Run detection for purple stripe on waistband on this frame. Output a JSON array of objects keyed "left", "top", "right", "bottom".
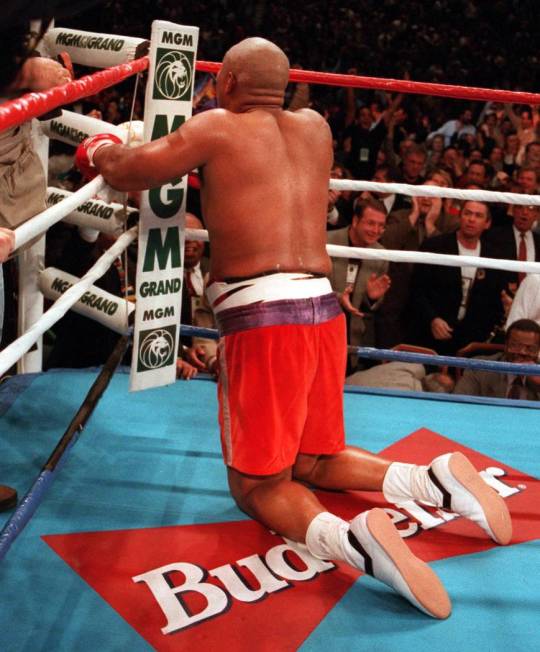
[{"left": 216, "top": 293, "right": 342, "bottom": 336}]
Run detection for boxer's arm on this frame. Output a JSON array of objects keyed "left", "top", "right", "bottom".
[{"left": 94, "top": 111, "right": 223, "bottom": 191}]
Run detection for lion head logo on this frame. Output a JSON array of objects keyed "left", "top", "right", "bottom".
[
  {"left": 139, "top": 328, "right": 175, "bottom": 370},
  {"left": 155, "top": 50, "right": 192, "bottom": 100}
]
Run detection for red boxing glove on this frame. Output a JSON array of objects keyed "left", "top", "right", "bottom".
[
  {"left": 75, "top": 133, "right": 123, "bottom": 180},
  {"left": 188, "top": 171, "right": 201, "bottom": 189}
]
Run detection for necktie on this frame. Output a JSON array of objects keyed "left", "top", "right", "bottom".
[
  {"left": 184, "top": 269, "right": 196, "bottom": 298},
  {"left": 507, "top": 376, "right": 523, "bottom": 400},
  {"left": 518, "top": 233, "right": 527, "bottom": 284}
]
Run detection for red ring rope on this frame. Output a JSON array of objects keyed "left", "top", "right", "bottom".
[
  {"left": 0, "top": 57, "right": 149, "bottom": 132},
  {"left": 196, "top": 61, "right": 540, "bottom": 105},
  {"left": 2, "top": 55, "right": 540, "bottom": 133}
]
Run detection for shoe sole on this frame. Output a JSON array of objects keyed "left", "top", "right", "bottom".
[
  {"left": 448, "top": 452, "right": 512, "bottom": 545},
  {"left": 365, "top": 508, "right": 451, "bottom": 619}
]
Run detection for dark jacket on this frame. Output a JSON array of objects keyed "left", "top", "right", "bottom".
[
  {"left": 485, "top": 225, "right": 540, "bottom": 286},
  {"left": 409, "top": 232, "right": 505, "bottom": 354}
]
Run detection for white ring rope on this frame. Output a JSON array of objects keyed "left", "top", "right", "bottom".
[
  {"left": 3, "top": 28, "right": 143, "bottom": 376},
  {"left": 185, "top": 228, "right": 540, "bottom": 275},
  {"left": 46, "top": 187, "right": 136, "bottom": 235},
  {"left": 39, "top": 267, "right": 135, "bottom": 334},
  {"left": 14, "top": 175, "right": 106, "bottom": 250},
  {"left": 0, "top": 227, "right": 137, "bottom": 377},
  {"left": 326, "top": 244, "right": 540, "bottom": 274},
  {"left": 18, "top": 175, "right": 534, "bottom": 263},
  {"left": 329, "top": 179, "right": 540, "bottom": 206}
]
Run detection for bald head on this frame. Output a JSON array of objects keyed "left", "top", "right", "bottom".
[
  {"left": 186, "top": 212, "right": 203, "bottom": 230},
  {"left": 218, "top": 38, "right": 290, "bottom": 108}
]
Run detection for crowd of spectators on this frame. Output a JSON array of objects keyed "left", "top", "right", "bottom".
[
  {"left": 3, "top": 1, "right": 540, "bottom": 391},
  {"left": 62, "top": 1, "right": 540, "bottom": 158},
  {"left": 69, "top": 1, "right": 540, "bottom": 92}
]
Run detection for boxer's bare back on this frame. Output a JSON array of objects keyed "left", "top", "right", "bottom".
[
  {"left": 91, "top": 38, "right": 512, "bottom": 621},
  {"left": 95, "top": 38, "right": 333, "bottom": 279}
]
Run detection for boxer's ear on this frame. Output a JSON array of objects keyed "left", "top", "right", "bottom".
[{"left": 224, "top": 72, "right": 237, "bottom": 94}]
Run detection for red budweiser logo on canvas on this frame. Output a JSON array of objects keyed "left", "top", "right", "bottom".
[{"left": 43, "top": 430, "right": 540, "bottom": 651}]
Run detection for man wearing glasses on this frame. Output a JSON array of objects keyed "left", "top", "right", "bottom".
[{"left": 454, "top": 319, "right": 540, "bottom": 399}]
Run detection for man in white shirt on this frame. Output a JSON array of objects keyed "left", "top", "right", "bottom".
[
  {"left": 506, "top": 273, "right": 540, "bottom": 328},
  {"left": 428, "top": 109, "right": 477, "bottom": 147},
  {"left": 410, "top": 201, "right": 505, "bottom": 354}
]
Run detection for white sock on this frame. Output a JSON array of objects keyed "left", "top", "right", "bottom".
[
  {"left": 305, "top": 512, "right": 366, "bottom": 570},
  {"left": 383, "top": 462, "right": 442, "bottom": 506}
]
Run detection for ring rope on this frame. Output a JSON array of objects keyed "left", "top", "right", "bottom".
[
  {"left": 0, "top": 333, "right": 131, "bottom": 561},
  {"left": 354, "top": 347, "right": 540, "bottom": 377},
  {"left": 14, "top": 175, "right": 106, "bottom": 250},
  {"left": 0, "top": 57, "right": 149, "bottom": 132},
  {"left": 329, "top": 180, "right": 540, "bottom": 207},
  {"left": 326, "top": 245, "right": 540, "bottom": 275},
  {"left": 195, "top": 61, "right": 540, "bottom": 105},
  {"left": 16, "top": 175, "right": 540, "bottom": 262},
  {"left": 40, "top": 267, "right": 135, "bottom": 333},
  {"left": 179, "top": 324, "right": 540, "bottom": 377},
  {"left": 184, "top": 227, "right": 540, "bottom": 275},
  {"left": 3, "top": 55, "right": 540, "bottom": 134},
  {"left": 0, "top": 227, "right": 137, "bottom": 377},
  {"left": 46, "top": 186, "right": 137, "bottom": 235}
]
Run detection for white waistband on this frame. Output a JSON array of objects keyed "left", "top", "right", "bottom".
[{"left": 206, "top": 273, "right": 332, "bottom": 313}]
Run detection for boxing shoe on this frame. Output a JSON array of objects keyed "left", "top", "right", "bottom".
[
  {"left": 383, "top": 452, "right": 512, "bottom": 545},
  {"left": 428, "top": 452, "right": 512, "bottom": 545},
  {"left": 75, "top": 133, "right": 123, "bottom": 180},
  {"left": 348, "top": 508, "right": 451, "bottom": 619}
]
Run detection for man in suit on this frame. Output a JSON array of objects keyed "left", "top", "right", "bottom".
[
  {"left": 487, "top": 200, "right": 540, "bottom": 288},
  {"left": 327, "top": 198, "right": 390, "bottom": 371},
  {"left": 454, "top": 319, "right": 540, "bottom": 399},
  {"left": 176, "top": 213, "right": 215, "bottom": 380},
  {"left": 376, "top": 180, "right": 443, "bottom": 348},
  {"left": 409, "top": 200, "right": 505, "bottom": 354}
]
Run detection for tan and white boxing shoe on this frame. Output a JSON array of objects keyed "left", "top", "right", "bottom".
[
  {"left": 348, "top": 508, "right": 451, "bottom": 619},
  {"left": 428, "top": 452, "right": 512, "bottom": 545}
]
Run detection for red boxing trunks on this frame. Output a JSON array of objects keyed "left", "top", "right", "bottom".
[{"left": 206, "top": 273, "right": 346, "bottom": 475}]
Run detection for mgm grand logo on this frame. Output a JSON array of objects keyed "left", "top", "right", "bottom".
[
  {"left": 153, "top": 48, "right": 194, "bottom": 102},
  {"left": 137, "top": 325, "right": 176, "bottom": 372}
]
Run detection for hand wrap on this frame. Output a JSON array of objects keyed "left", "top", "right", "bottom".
[{"left": 75, "top": 133, "right": 123, "bottom": 179}]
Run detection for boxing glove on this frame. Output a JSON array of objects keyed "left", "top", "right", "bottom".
[{"left": 75, "top": 133, "right": 123, "bottom": 179}]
